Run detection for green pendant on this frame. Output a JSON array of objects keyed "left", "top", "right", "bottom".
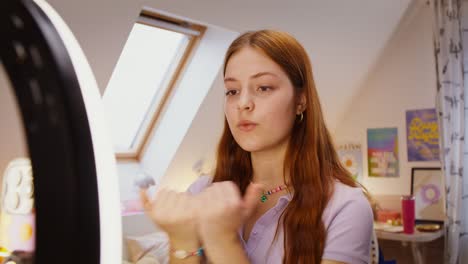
[{"left": 260, "top": 194, "right": 268, "bottom": 203}]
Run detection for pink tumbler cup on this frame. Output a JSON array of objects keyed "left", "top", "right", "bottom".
[{"left": 401, "top": 195, "right": 415, "bottom": 234}]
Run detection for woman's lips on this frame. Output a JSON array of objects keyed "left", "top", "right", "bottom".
[
  {"left": 238, "top": 124, "right": 257, "bottom": 132},
  {"left": 238, "top": 121, "right": 257, "bottom": 132}
]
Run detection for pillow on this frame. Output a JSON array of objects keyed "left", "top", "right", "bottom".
[{"left": 125, "top": 231, "right": 169, "bottom": 264}]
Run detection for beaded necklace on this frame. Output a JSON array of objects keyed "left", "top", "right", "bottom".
[{"left": 260, "top": 184, "right": 287, "bottom": 203}]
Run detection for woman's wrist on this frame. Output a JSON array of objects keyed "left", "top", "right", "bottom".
[
  {"left": 168, "top": 237, "right": 202, "bottom": 263},
  {"left": 202, "top": 233, "right": 249, "bottom": 264},
  {"left": 203, "top": 230, "right": 238, "bottom": 246},
  {"left": 169, "top": 236, "right": 201, "bottom": 249}
]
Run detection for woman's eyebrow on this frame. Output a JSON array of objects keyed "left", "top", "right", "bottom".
[
  {"left": 250, "top": 71, "right": 278, "bottom": 79},
  {"left": 224, "top": 72, "right": 278, "bottom": 83},
  {"left": 224, "top": 77, "right": 238, "bottom": 83}
]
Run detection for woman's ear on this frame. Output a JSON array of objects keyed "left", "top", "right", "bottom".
[{"left": 296, "top": 92, "right": 307, "bottom": 114}]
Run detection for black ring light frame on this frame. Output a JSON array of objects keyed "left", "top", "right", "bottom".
[{"left": 0, "top": 0, "right": 100, "bottom": 263}]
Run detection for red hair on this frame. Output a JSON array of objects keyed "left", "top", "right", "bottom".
[{"left": 213, "top": 30, "right": 358, "bottom": 264}]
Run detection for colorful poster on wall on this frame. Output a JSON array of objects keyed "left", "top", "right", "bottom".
[
  {"left": 367, "top": 128, "right": 399, "bottom": 177},
  {"left": 337, "top": 143, "right": 363, "bottom": 182},
  {"left": 406, "top": 109, "right": 440, "bottom": 161}
]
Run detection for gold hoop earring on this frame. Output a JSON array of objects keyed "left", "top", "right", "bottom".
[{"left": 297, "top": 112, "right": 304, "bottom": 122}]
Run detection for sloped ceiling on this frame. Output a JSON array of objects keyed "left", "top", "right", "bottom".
[
  {"left": 47, "top": 0, "right": 414, "bottom": 130},
  {"left": 143, "top": 0, "right": 414, "bottom": 130},
  {"left": 146, "top": 0, "right": 411, "bottom": 130}
]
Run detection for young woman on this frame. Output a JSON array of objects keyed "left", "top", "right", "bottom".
[{"left": 141, "top": 30, "right": 374, "bottom": 264}]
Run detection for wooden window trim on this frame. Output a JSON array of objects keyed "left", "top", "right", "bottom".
[{"left": 115, "top": 11, "right": 206, "bottom": 162}]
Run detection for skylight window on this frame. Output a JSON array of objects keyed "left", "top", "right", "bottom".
[{"left": 103, "top": 12, "right": 204, "bottom": 159}]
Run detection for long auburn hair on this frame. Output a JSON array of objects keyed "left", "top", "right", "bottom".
[{"left": 212, "top": 30, "right": 359, "bottom": 264}]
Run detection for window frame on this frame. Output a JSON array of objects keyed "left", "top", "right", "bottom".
[{"left": 113, "top": 10, "right": 206, "bottom": 162}]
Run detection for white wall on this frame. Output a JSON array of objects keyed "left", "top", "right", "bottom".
[
  {"left": 161, "top": 71, "right": 225, "bottom": 190},
  {"left": 334, "top": 3, "right": 440, "bottom": 195},
  {"left": 140, "top": 26, "right": 238, "bottom": 191},
  {"left": 0, "top": 65, "right": 29, "bottom": 196},
  {"left": 116, "top": 162, "right": 144, "bottom": 202},
  {"left": 46, "top": 0, "right": 141, "bottom": 94}
]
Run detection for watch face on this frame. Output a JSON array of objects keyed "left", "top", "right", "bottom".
[{"left": 0, "top": 62, "right": 36, "bottom": 260}]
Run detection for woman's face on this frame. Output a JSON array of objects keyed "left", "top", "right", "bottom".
[{"left": 224, "top": 47, "right": 301, "bottom": 153}]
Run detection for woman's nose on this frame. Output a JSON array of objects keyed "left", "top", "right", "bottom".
[{"left": 238, "top": 92, "right": 254, "bottom": 111}]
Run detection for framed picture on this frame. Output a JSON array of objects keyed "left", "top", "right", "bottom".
[{"left": 411, "top": 167, "right": 445, "bottom": 224}]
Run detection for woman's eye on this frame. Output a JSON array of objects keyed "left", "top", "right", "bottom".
[
  {"left": 258, "top": 86, "right": 272, "bottom": 92},
  {"left": 225, "top": 90, "right": 238, "bottom": 96}
]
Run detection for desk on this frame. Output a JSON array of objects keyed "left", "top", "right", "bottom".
[{"left": 374, "top": 223, "right": 444, "bottom": 264}]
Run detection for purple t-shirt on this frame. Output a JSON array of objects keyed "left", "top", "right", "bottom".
[{"left": 187, "top": 176, "right": 373, "bottom": 264}]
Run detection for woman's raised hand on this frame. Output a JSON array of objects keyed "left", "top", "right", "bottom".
[
  {"left": 140, "top": 188, "right": 199, "bottom": 244},
  {"left": 139, "top": 181, "right": 262, "bottom": 263},
  {"left": 196, "top": 182, "right": 263, "bottom": 245}
]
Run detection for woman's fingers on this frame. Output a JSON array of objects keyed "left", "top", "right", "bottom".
[
  {"left": 139, "top": 188, "right": 152, "bottom": 211},
  {"left": 153, "top": 188, "right": 168, "bottom": 209},
  {"left": 180, "top": 193, "right": 197, "bottom": 219},
  {"left": 225, "top": 182, "right": 242, "bottom": 205},
  {"left": 198, "top": 181, "right": 260, "bottom": 222},
  {"left": 242, "top": 183, "right": 263, "bottom": 219}
]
